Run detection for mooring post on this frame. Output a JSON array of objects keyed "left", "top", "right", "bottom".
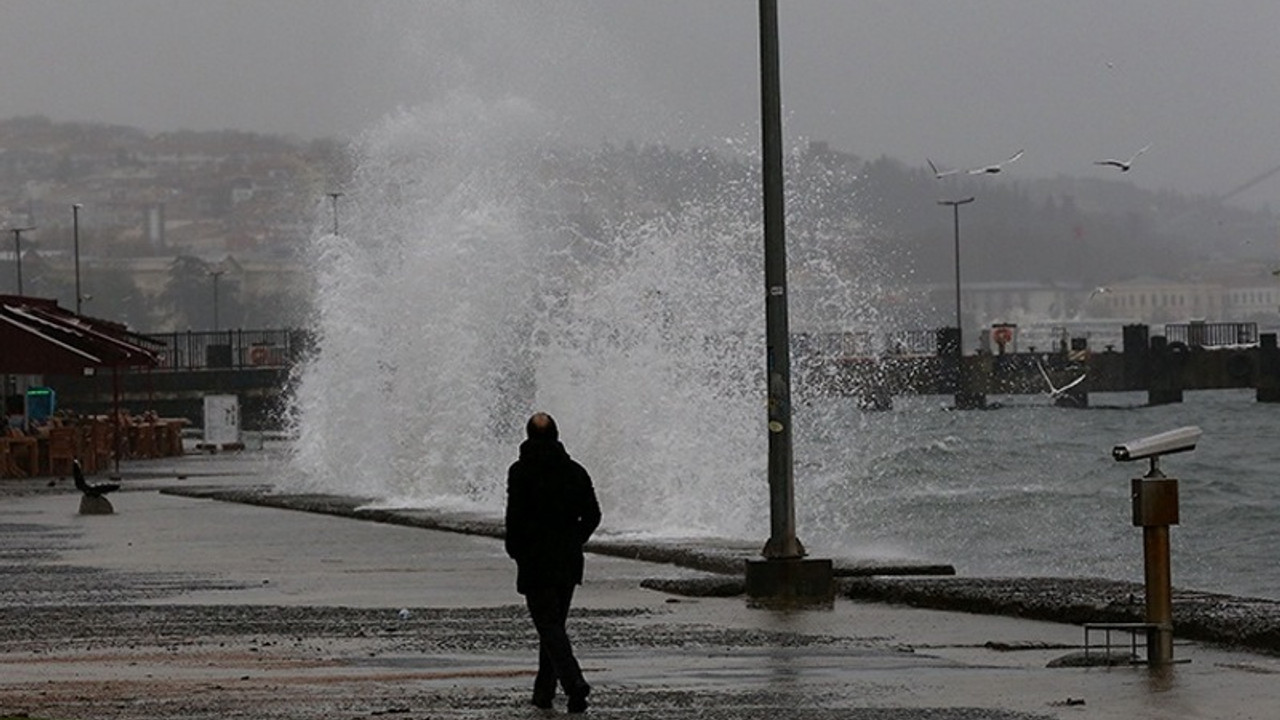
[
  {"left": 1257, "top": 333, "right": 1280, "bottom": 403},
  {"left": 1147, "top": 336, "right": 1185, "bottom": 405}
]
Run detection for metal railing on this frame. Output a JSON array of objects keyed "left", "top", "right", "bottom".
[
  {"left": 794, "top": 330, "right": 939, "bottom": 358},
  {"left": 884, "top": 329, "right": 938, "bottom": 356},
  {"left": 141, "top": 329, "right": 314, "bottom": 371},
  {"left": 1164, "top": 322, "right": 1257, "bottom": 348}
]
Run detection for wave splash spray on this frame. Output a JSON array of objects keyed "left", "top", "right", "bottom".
[
  {"left": 282, "top": 2, "right": 901, "bottom": 543},
  {"left": 285, "top": 94, "right": 838, "bottom": 539}
]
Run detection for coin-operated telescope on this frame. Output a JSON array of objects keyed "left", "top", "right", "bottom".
[{"left": 1112, "top": 425, "right": 1202, "bottom": 665}]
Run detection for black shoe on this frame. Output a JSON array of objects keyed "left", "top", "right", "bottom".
[
  {"left": 566, "top": 686, "right": 590, "bottom": 714},
  {"left": 531, "top": 694, "right": 553, "bottom": 710}
]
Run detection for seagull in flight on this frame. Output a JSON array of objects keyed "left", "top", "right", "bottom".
[
  {"left": 1095, "top": 144, "right": 1151, "bottom": 172},
  {"left": 927, "top": 158, "right": 960, "bottom": 179},
  {"left": 1088, "top": 286, "right": 1111, "bottom": 300},
  {"left": 1036, "top": 360, "right": 1087, "bottom": 403},
  {"left": 967, "top": 149, "right": 1024, "bottom": 175}
]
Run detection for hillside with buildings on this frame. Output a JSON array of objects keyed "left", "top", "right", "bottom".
[
  {"left": 0, "top": 115, "right": 345, "bottom": 331},
  {"left": 2, "top": 115, "right": 1277, "bottom": 343}
]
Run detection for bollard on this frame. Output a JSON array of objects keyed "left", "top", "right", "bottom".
[
  {"left": 1258, "top": 333, "right": 1280, "bottom": 403},
  {"left": 1113, "top": 425, "right": 1201, "bottom": 666}
]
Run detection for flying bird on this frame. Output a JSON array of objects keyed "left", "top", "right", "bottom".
[
  {"left": 1037, "top": 360, "right": 1087, "bottom": 403},
  {"left": 926, "top": 158, "right": 960, "bottom": 179},
  {"left": 73, "top": 459, "right": 120, "bottom": 498},
  {"left": 1088, "top": 286, "right": 1112, "bottom": 300},
  {"left": 967, "top": 149, "right": 1025, "bottom": 175},
  {"left": 1095, "top": 144, "right": 1151, "bottom": 172}
]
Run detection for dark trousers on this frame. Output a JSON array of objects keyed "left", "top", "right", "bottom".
[{"left": 524, "top": 583, "right": 588, "bottom": 699}]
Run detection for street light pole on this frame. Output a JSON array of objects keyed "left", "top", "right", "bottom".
[
  {"left": 327, "top": 192, "right": 343, "bottom": 235},
  {"left": 210, "top": 269, "right": 225, "bottom": 331},
  {"left": 72, "top": 204, "right": 83, "bottom": 315},
  {"left": 742, "top": 0, "right": 833, "bottom": 608},
  {"left": 758, "top": 0, "right": 802, "bottom": 562},
  {"left": 10, "top": 226, "right": 35, "bottom": 296},
  {"left": 939, "top": 197, "right": 976, "bottom": 407}
]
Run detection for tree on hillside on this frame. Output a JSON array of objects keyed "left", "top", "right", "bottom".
[
  {"left": 82, "top": 266, "right": 154, "bottom": 331},
  {"left": 157, "top": 255, "right": 242, "bottom": 331}
]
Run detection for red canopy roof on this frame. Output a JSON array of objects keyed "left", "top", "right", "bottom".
[{"left": 0, "top": 295, "right": 161, "bottom": 375}]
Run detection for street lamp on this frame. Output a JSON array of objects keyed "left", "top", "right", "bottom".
[
  {"left": 759, "top": 0, "right": 800, "bottom": 563},
  {"left": 72, "top": 204, "right": 83, "bottom": 314},
  {"left": 9, "top": 226, "right": 35, "bottom": 296},
  {"left": 327, "top": 192, "right": 343, "bottom": 235},
  {"left": 742, "top": 0, "right": 833, "bottom": 607},
  {"left": 938, "top": 197, "right": 976, "bottom": 408},
  {"left": 210, "top": 268, "right": 226, "bottom": 331}
]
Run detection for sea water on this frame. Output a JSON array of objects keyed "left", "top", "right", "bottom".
[{"left": 794, "top": 389, "right": 1280, "bottom": 601}]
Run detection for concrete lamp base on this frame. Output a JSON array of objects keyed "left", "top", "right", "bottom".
[{"left": 744, "top": 558, "right": 834, "bottom": 609}]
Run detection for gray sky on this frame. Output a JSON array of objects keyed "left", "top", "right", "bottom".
[{"left": 4, "top": 1, "right": 1280, "bottom": 206}]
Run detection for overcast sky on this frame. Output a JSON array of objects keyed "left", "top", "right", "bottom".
[{"left": 4, "top": 1, "right": 1280, "bottom": 206}]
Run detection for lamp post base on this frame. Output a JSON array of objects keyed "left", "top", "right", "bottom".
[{"left": 745, "top": 558, "right": 834, "bottom": 609}]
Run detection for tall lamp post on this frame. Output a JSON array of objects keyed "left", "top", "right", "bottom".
[
  {"left": 72, "top": 204, "right": 83, "bottom": 314},
  {"left": 938, "top": 197, "right": 978, "bottom": 409},
  {"left": 744, "top": 0, "right": 833, "bottom": 606},
  {"left": 10, "top": 226, "right": 35, "bottom": 296},
  {"left": 210, "top": 268, "right": 226, "bottom": 332},
  {"left": 327, "top": 192, "right": 343, "bottom": 235}
]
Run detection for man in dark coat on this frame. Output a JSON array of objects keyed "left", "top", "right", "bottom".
[{"left": 505, "top": 412, "right": 601, "bottom": 713}]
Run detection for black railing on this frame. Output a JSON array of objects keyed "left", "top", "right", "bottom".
[
  {"left": 142, "top": 329, "right": 314, "bottom": 371},
  {"left": 794, "top": 330, "right": 938, "bottom": 357},
  {"left": 1164, "top": 322, "right": 1258, "bottom": 348},
  {"left": 884, "top": 329, "right": 938, "bottom": 356}
]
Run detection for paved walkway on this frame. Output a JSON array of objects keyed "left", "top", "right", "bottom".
[{"left": 0, "top": 449, "right": 1276, "bottom": 719}]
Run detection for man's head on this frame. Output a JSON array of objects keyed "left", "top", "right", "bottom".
[{"left": 526, "top": 412, "right": 559, "bottom": 442}]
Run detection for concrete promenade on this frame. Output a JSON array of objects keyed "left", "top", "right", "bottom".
[{"left": 0, "top": 448, "right": 1277, "bottom": 719}]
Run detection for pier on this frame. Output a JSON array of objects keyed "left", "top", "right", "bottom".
[
  {"left": 812, "top": 322, "right": 1280, "bottom": 409},
  {"left": 26, "top": 321, "right": 1280, "bottom": 432}
]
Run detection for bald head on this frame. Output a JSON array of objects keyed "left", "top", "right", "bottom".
[{"left": 525, "top": 412, "right": 559, "bottom": 442}]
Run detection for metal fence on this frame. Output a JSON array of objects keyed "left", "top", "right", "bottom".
[
  {"left": 793, "top": 329, "right": 939, "bottom": 358},
  {"left": 142, "top": 329, "right": 314, "bottom": 371},
  {"left": 1164, "top": 322, "right": 1258, "bottom": 348}
]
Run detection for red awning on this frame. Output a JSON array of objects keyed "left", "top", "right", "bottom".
[{"left": 0, "top": 295, "right": 161, "bottom": 375}]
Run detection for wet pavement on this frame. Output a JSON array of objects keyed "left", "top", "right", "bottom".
[{"left": 0, "top": 449, "right": 1277, "bottom": 719}]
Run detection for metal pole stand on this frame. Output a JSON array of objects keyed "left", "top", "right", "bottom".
[
  {"left": 1132, "top": 466, "right": 1179, "bottom": 665},
  {"left": 745, "top": 557, "right": 834, "bottom": 609}
]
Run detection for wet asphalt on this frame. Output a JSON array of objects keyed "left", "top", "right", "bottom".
[{"left": 0, "top": 448, "right": 1277, "bottom": 719}]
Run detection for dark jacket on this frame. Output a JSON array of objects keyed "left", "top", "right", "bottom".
[{"left": 504, "top": 438, "right": 601, "bottom": 594}]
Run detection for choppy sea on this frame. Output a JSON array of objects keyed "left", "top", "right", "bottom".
[{"left": 791, "top": 389, "right": 1279, "bottom": 601}]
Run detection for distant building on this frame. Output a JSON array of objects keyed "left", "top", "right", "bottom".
[{"left": 1094, "top": 275, "right": 1279, "bottom": 326}]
